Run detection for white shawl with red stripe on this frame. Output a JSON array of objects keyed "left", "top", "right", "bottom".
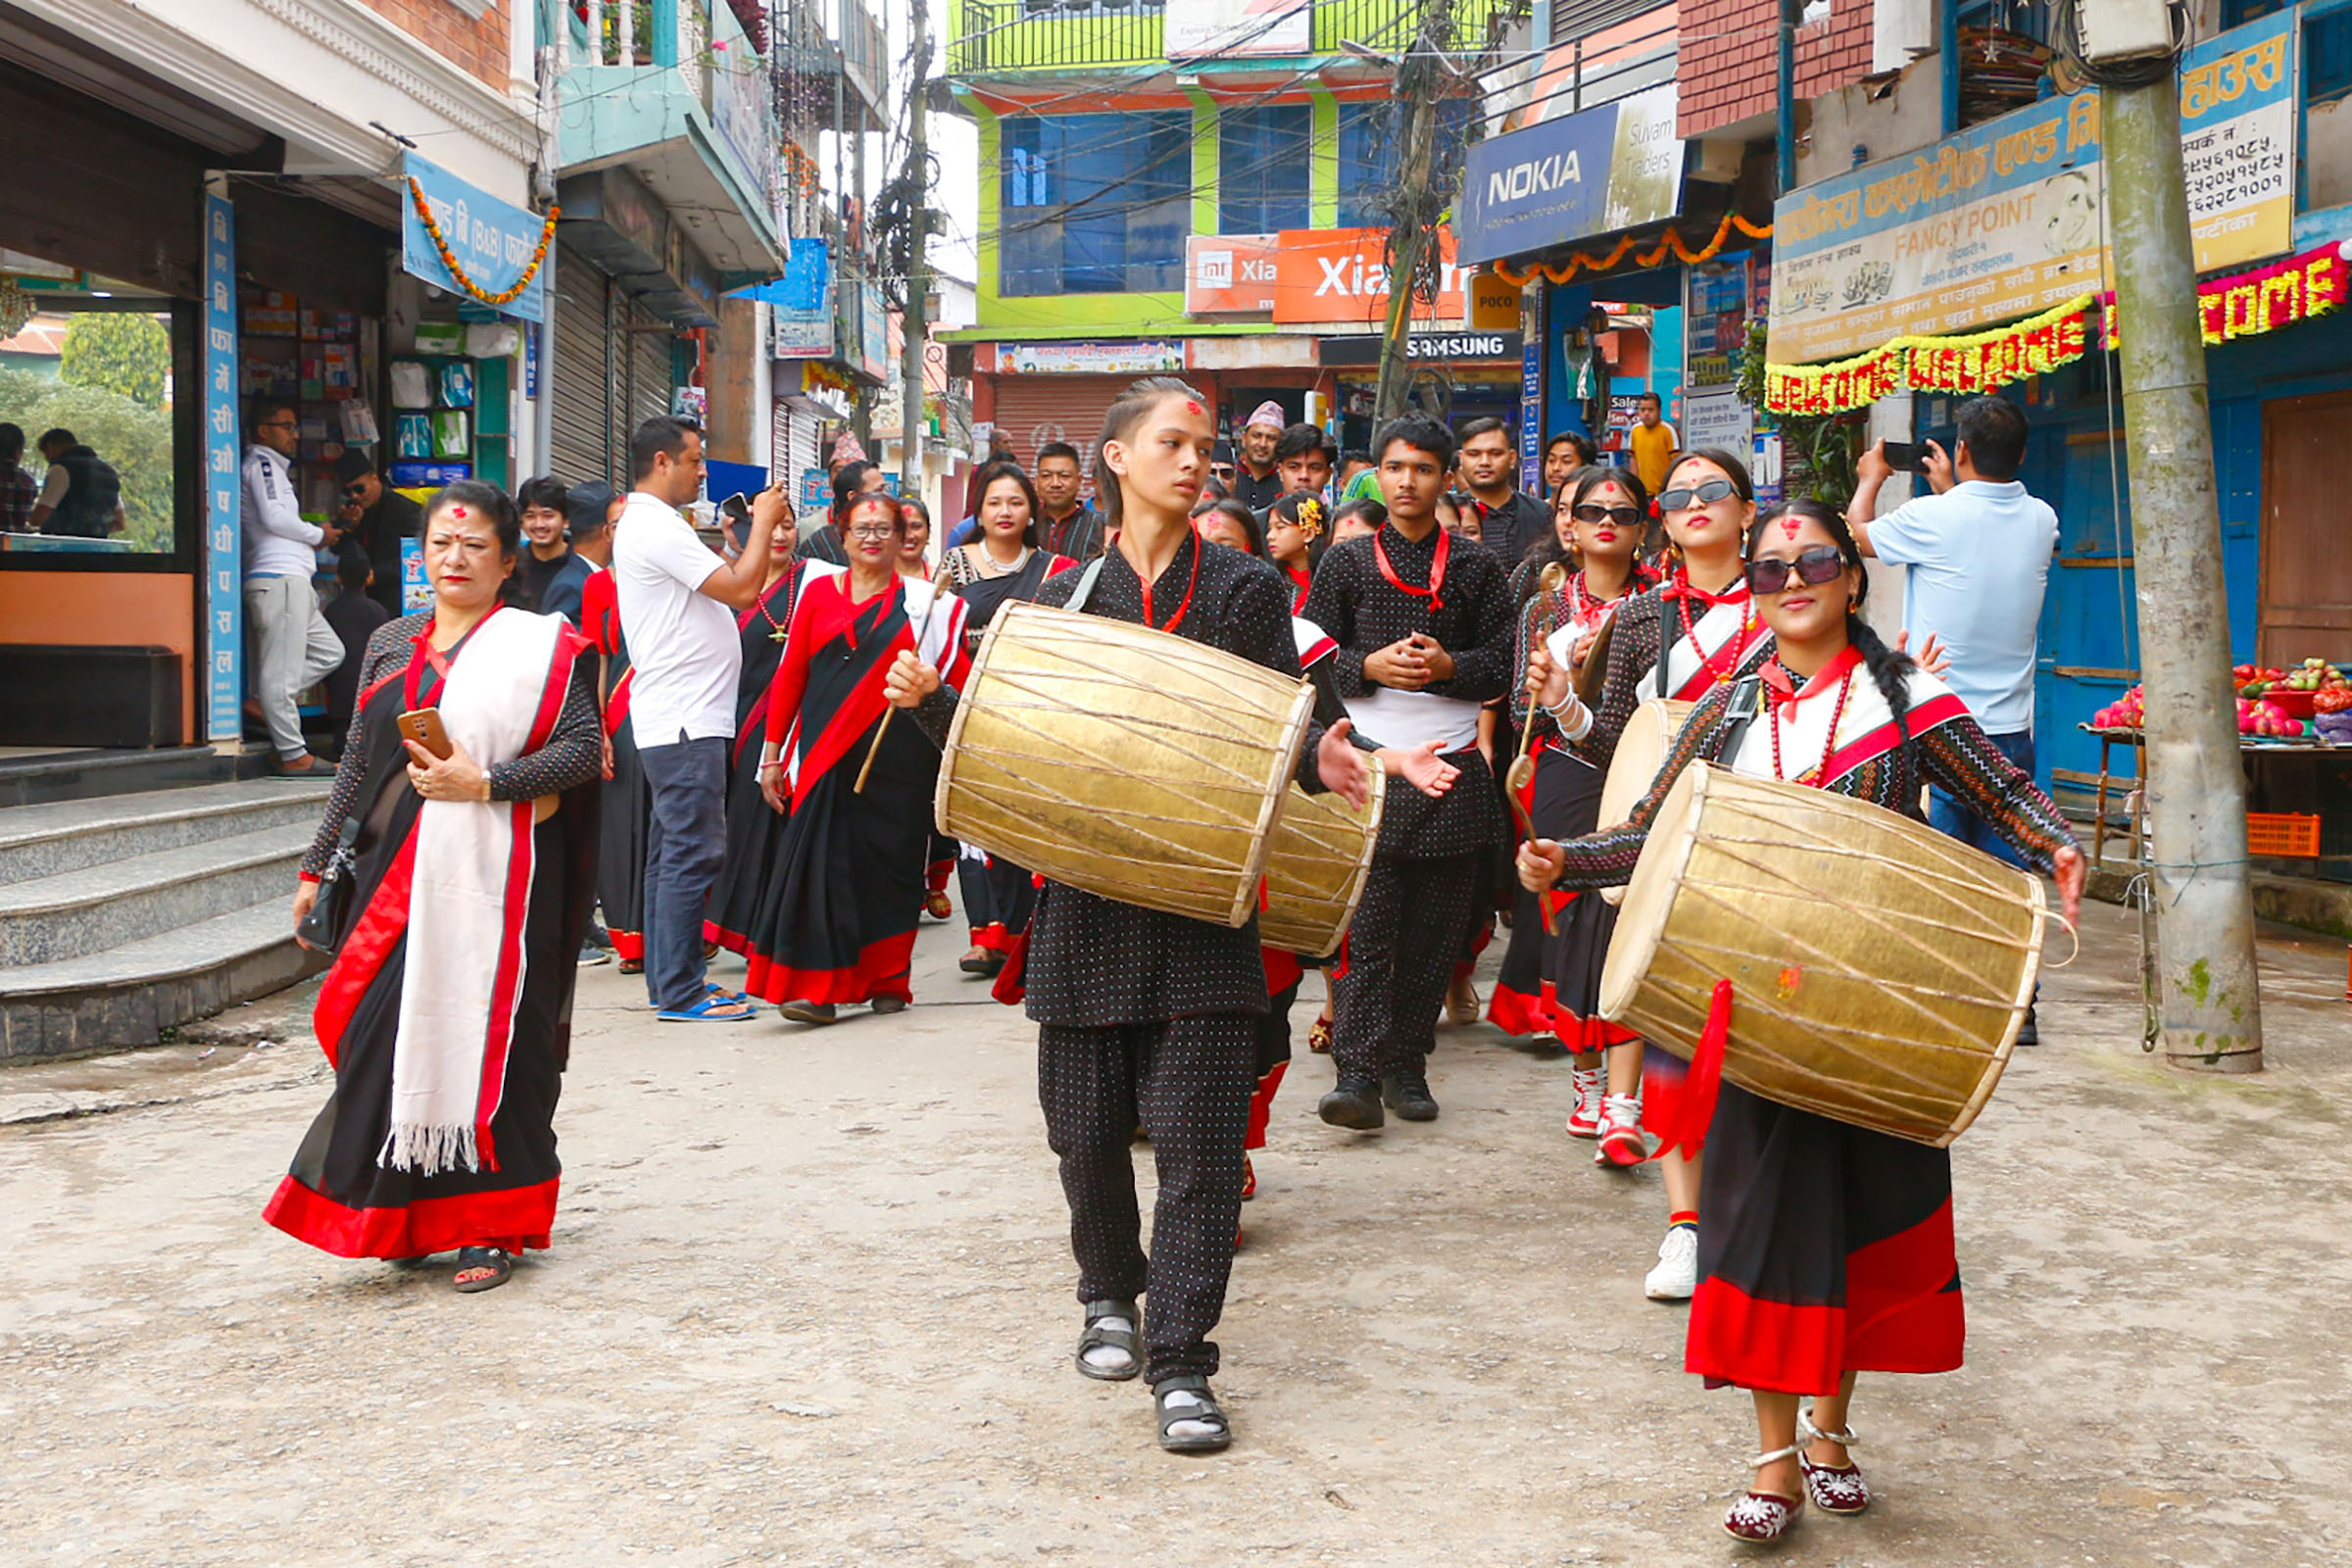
[{"left": 384, "top": 607, "right": 582, "bottom": 1175}]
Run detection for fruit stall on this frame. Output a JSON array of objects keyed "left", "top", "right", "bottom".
[{"left": 2082, "top": 660, "right": 2352, "bottom": 876}]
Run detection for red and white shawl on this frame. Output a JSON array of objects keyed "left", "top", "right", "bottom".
[{"left": 384, "top": 607, "right": 582, "bottom": 1175}]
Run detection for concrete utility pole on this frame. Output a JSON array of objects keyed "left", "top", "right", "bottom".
[
  {"left": 2103, "top": 79, "right": 2265, "bottom": 1071},
  {"left": 900, "top": 0, "right": 929, "bottom": 494},
  {"left": 1372, "top": 0, "right": 1452, "bottom": 427}
]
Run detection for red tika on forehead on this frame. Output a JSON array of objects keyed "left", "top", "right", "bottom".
[
  {"left": 452, "top": 506, "right": 468, "bottom": 519},
  {"left": 1779, "top": 515, "right": 1801, "bottom": 539},
  {"left": 1185, "top": 400, "right": 1203, "bottom": 416}
]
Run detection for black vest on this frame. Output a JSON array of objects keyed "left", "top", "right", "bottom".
[{"left": 50, "top": 448, "right": 121, "bottom": 538}]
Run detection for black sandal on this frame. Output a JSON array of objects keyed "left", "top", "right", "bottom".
[
  {"left": 453, "top": 1247, "right": 513, "bottom": 1294},
  {"left": 1152, "top": 1374, "right": 1231, "bottom": 1453},
  {"left": 1074, "top": 1298, "right": 1140, "bottom": 1382}
]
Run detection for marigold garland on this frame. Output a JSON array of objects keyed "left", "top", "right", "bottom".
[
  {"left": 407, "top": 177, "right": 559, "bottom": 309},
  {"left": 1761, "top": 295, "right": 2096, "bottom": 414},
  {"left": 1491, "top": 214, "right": 1774, "bottom": 287},
  {"left": 2099, "top": 242, "right": 2348, "bottom": 350}
]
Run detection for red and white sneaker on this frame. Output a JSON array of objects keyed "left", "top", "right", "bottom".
[
  {"left": 1724, "top": 1446, "right": 1805, "bottom": 1543},
  {"left": 1797, "top": 1412, "right": 1869, "bottom": 1514},
  {"left": 1593, "top": 1093, "right": 1645, "bottom": 1167},
  {"left": 1564, "top": 1066, "right": 1604, "bottom": 1139}
]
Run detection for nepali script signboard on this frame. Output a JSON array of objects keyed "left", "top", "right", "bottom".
[{"left": 1767, "top": 10, "right": 2294, "bottom": 364}]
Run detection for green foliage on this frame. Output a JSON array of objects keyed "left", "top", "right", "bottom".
[
  {"left": 1736, "top": 316, "right": 1860, "bottom": 509},
  {"left": 0, "top": 365, "right": 176, "bottom": 551},
  {"left": 59, "top": 313, "right": 170, "bottom": 409}
]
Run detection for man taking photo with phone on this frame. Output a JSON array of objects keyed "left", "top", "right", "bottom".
[{"left": 1849, "top": 397, "right": 2058, "bottom": 1041}]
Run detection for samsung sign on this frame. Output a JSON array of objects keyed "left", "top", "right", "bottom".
[
  {"left": 1456, "top": 85, "right": 1687, "bottom": 266},
  {"left": 1323, "top": 331, "right": 1522, "bottom": 366}
]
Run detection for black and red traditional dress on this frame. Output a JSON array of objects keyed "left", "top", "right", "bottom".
[
  {"left": 705, "top": 560, "right": 841, "bottom": 955},
  {"left": 580, "top": 567, "right": 647, "bottom": 966},
  {"left": 1577, "top": 569, "right": 1779, "bottom": 1133},
  {"left": 1282, "top": 563, "right": 1313, "bottom": 615},
  {"left": 909, "top": 530, "right": 1337, "bottom": 1386},
  {"left": 1490, "top": 569, "right": 1646, "bottom": 1042},
  {"left": 267, "top": 607, "right": 602, "bottom": 1259},
  {"left": 943, "top": 545, "right": 1076, "bottom": 957},
  {"left": 1299, "top": 522, "right": 1516, "bottom": 1095},
  {"left": 741, "top": 573, "right": 970, "bottom": 1006},
  {"left": 1544, "top": 650, "right": 2076, "bottom": 1394}
]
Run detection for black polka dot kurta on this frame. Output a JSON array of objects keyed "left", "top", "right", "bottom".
[{"left": 916, "top": 530, "right": 1333, "bottom": 1383}]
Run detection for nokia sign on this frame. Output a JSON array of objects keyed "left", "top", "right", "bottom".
[{"left": 1456, "top": 85, "right": 1687, "bottom": 267}]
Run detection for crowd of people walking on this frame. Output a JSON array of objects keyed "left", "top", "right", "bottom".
[{"left": 260, "top": 383, "right": 2085, "bottom": 1543}]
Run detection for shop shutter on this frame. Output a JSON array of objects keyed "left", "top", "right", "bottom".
[
  {"left": 1551, "top": 0, "right": 1672, "bottom": 48},
  {"left": 987, "top": 375, "right": 1125, "bottom": 474},
  {"left": 628, "top": 298, "right": 677, "bottom": 432},
  {"left": 550, "top": 253, "right": 615, "bottom": 487}
]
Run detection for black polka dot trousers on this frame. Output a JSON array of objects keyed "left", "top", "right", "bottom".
[
  {"left": 1331, "top": 851, "right": 1487, "bottom": 1081},
  {"left": 1038, "top": 1014, "right": 1255, "bottom": 1385}
]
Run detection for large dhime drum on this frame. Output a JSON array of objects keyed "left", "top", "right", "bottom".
[
  {"left": 1599, "top": 762, "right": 2047, "bottom": 1148},
  {"left": 937, "top": 602, "right": 1317, "bottom": 928},
  {"left": 1259, "top": 760, "right": 1388, "bottom": 956},
  {"left": 1596, "top": 698, "right": 1694, "bottom": 906}
]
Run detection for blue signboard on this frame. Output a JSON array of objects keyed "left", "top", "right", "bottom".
[
  {"left": 400, "top": 154, "right": 549, "bottom": 323},
  {"left": 201, "top": 191, "right": 241, "bottom": 745},
  {"left": 1456, "top": 85, "right": 1685, "bottom": 266},
  {"left": 401, "top": 537, "right": 431, "bottom": 614},
  {"left": 1519, "top": 339, "right": 1544, "bottom": 494}
]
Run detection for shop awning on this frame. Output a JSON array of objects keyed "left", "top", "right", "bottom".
[{"left": 399, "top": 154, "right": 553, "bottom": 323}]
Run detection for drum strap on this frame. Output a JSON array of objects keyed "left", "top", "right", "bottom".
[
  {"left": 1717, "top": 674, "right": 1764, "bottom": 764},
  {"left": 1062, "top": 556, "right": 1109, "bottom": 615}
]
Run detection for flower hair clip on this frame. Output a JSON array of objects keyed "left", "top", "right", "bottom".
[{"left": 1294, "top": 497, "right": 1324, "bottom": 539}]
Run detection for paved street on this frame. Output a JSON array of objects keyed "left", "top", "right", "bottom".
[{"left": 4, "top": 898, "right": 2349, "bottom": 1566}]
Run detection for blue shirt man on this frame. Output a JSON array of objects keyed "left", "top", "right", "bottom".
[{"left": 1850, "top": 396, "right": 2058, "bottom": 861}]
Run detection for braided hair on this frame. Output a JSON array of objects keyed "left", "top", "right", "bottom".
[{"left": 1746, "top": 498, "right": 1916, "bottom": 765}]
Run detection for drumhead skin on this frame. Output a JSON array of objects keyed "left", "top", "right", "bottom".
[
  {"left": 1599, "top": 761, "right": 2047, "bottom": 1147},
  {"left": 1260, "top": 761, "right": 1388, "bottom": 957},
  {"left": 937, "top": 602, "right": 1317, "bottom": 929},
  {"left": 1596, "top": 699, "right": 1693, "bottom": 906}
]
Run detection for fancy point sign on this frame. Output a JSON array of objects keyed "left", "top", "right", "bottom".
[{"left": 1270, "top": 228, "right": 1470, "bottom": 324}]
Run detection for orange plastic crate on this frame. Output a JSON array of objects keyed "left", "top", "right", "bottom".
[{"left": 2246, "top": 812, "right": 2323, "bottom": 858}]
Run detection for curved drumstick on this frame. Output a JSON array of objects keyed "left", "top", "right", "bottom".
[
  {"left": 856, "top": 558, "right": 956, "bottom": 795},
  {"left": 1504, "top": 564, "right": 1569, "bottom": 935}
]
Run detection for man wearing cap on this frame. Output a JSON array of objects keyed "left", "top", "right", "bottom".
[
  {"left": 333, "top": 450, "right": 422, "bottom": 618},
  {"left": 1234, "top": 402, "right": 1286, "bottom": 512}
]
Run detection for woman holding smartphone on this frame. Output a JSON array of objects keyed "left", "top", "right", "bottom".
[{"left": 271, "top": 481, "right": 605, "bottom": 1295}]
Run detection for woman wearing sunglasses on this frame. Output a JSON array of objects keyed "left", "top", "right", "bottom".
[
  {"left": 1518, "top": 500, "right": 2083, "bottom": 1544},
  {"left": 1491, "top": 468, "right": 1652, "bottom": 1096},
  {"left": 1522, "top": 446, "right": 1775, "bottom": 1301}
]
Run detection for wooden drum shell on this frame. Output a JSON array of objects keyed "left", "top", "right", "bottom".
[
  {"left": 1595, "top": 698, "right": 1694, "bottom": 906},
  {"left": 1260, "top": 760, "right": 1388, "bottom": 957},
  {"left": 936, "top": 602, "right": 1316, "bottom": 929},
  {"left": 1599, "top": 762, "right": 2046, "bottom": 1148}
]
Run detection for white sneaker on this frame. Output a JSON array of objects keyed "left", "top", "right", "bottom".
[
  {"left": 1564, "top": 1065, "right": 1604, "bottom": 1138},
  {"left": 1644, "top": 1223, "right": 1698, "bottom": 1300}
]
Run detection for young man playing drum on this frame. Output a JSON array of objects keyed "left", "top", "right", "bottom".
[
  {"left": 1520, "top": 499, "right": 2083, "bottom": 1543},
  {"left": 1302, "top": 416, "right": 1519, "bottom": 1128},
  {"left": 882, "top": 377, "right": 1375, "bottom": 1454}
]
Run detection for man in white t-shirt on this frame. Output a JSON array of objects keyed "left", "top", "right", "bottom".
[{"left": 612, "top": 417, "right": 793, "bottom": 1022}]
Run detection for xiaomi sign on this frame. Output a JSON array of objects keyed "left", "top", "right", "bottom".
[
  {"left": 1270, "top": 227, "right": 1468, "bottom": 324},
  {"left": 1185, "top": 234, "right": 1280, "bottom": 315}
]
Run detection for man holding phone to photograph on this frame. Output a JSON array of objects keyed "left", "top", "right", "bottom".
[
  {"left": 612, "top": 417, "right": 796, "bottom": 1023},
  {"left": 1849, "top": 397, "right": 2059, "bottom": 1039}
]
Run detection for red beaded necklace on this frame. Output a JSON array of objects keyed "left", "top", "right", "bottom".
[
  {"left": 1764, "top": 648, "right": 1863, "bottom": 786},
  {"left": 1671, "top": 575, "right": 1753, "bottom": 689}
]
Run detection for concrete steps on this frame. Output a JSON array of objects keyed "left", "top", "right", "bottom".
[{"left": 0, "top": 780, "right": 331, "bottom": 1061}]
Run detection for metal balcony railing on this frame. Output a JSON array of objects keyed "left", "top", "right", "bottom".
[{"left": 948, "top": 0, "right": 1519, "bottom": 76}]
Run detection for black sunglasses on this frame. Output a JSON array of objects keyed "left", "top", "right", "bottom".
[
  {"left": 1571, "top": 503, "right": 1643, "bottom": 526},
  {"left": 1657, "top": 478, "right": 1739, "bottom": 513},
  {"left": 1744, "top": 544, "right": 1848, "bottom": 596}
]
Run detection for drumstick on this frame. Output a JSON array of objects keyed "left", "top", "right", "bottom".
[
  {"left": 1504, "top": 564, "right": 1569, "bottom": 935},
  {"left": 856, "top": 559, "right": 956, "bottom": 795}
]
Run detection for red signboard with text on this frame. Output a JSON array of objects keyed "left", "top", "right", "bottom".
[{"left": 1270, "top": 227, "right": 1468, "bottom": 323}]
